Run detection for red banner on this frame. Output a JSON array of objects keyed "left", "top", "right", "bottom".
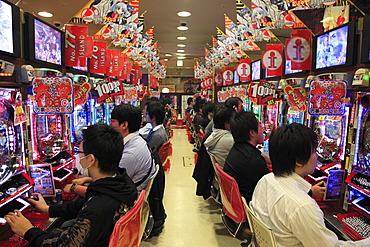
[
  {"left": 106, "top": 50, "right": 121, "bottom": 77},
  {"left": 237, "top": 59, "right": 252, "bottom": 82},
  {"left": 283, "top": 86, "right": 307, "bottom": 112},
  {"left": 286, "top": 30, "right": 312, "bottom": 70},
  {"left": 223, "top": 67, "right": 234, "bottom": 85},
  {"left": 262, "top": 44, "right": 283, "bottom": 77},
  {"left": 74, "top": 82, "right": 91, "bottom": 107},
  {"left": 90, "top": 41, "right": 107, "bottom": 74},
  {"left": 65, "top": 25, "right": 88, "bottom": 67},
  {"left": 85, "top": 36, "right": 93, "bottom": 58},
  {"left": 32, "top": 77, "right": 74, "bottom": 113},
  {"left": 214, "top": 72, "right": 223, "bottom": 86},
  {"left": 130, "top": 66, "right": 142, "bottom": 84},
  {"left": 150, "top": 75, "right": 158, "bottom": 89},
  {"left": 248, "top": 80, "right": 278, "bottom": 105}
]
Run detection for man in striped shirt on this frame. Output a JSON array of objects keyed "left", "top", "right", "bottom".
[{"left": 250, "top": 123, "right": 370, "bottom": 246}]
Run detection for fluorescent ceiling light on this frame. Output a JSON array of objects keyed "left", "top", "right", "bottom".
[
  {"left": 177, "top": 44, "right": 186, "bottom": 47},
  {"left": 177, "top": 56, "right": 186, "bottom": 59},
  {"left": 38, "top": 11, "right": 53, "bottom": 17},
  {"left": 165, "top": 54, "right": 172, "bottom": 57},
  {"left": 177, "top": 11, "right": 191, "bottom": 17},
  {"left": 177, "top": 60, "right": 184, "bottom": 66},
  {"left": 177, "top": 49, "right": 185, "bottom": 52},
  {"left": 177, "top": 26, "right": 188, "bottom": 31},
  {"left": 164, "top": 58, "right": 169, "bottom": 61},
  {"left": 177, "top": 36, "right": 187, "bottom": 40}
]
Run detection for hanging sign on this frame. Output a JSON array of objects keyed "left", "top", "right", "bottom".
[
  {"left": 308, "top": 80, "right": 346, "bottom": 115},
  {"left": 123, "top": 86, "right": 138, "bottom": 102},
  {"left": 283, "top": 86, "right": 307, "bottom": 112},
  {"left": 13, "top": 91, "right": 28, "bottom": 125},
  {"left": 214, "top": 72, "right": 223, "bottom": 86},
  {"left": 94, "top": 80, "right": 123, "bottom": 103},
  {"left": 262, "top": 44, "right": 283, "bottom": 77},
  {"left": 32, "top": 76, "right": 74, "bottom": 114},
  {"left": 223, "top": 67, "right": 234, "bottom": 85},
  {"left": 65, "top": 25, "right": 89, "bottom": 67},
  {"left": 90, "top": 41, "right": 107, "bottom": 74},
  {"left": 74, "top": 82, "right": 91, "bottom": 107},
  {"left": 286, "top": 30, "right": 312, "bottom": 70},
  {"left": 248, "top": 80, "right": 277, "bottom": 105},
  {"left": 237, "top": 59, "right": 252, "bottom": 82}
]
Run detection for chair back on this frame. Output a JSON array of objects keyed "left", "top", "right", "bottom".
[
  {"left": 145, "top": 164, "right": 160, "bottom": 200},
  {"left": 214, "top": 163, "right": 246, "bottom": 223},
  {"left": 158, "top": 140, "right": 172, "bottom": 164},
  {"left": 109, "top": 190, "right": 147, "bottom": 247},
  {"left": 242, "top": 197, "right": 278, "bottom": 247}
]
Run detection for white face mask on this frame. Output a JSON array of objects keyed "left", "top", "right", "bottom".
[{"left": 75, "top": 154, "right": 92, "bottom": 177}]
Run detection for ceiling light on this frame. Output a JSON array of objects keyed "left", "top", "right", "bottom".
[
  {"left": 162, "top": 88, "right": 170, "bottom": 93},
  {"left": 177, "top": 56, "right": 186, "bottom": 59},
  {"left": 177, "top": 49, "right": 185, "bottom": 52},
  {"left": 177, "top": 36, "right": 187, "bottom": 40},
  {"left": 177, "top": 26, "right": 188, "bottom": 31},
  {"left": 177, "top": 60, "right": 184, "bottom": 67},
  {"left": 165, "top": 54, "right": 172, "bottom": 57},
  {"left": 38, "top": 11, "right": 53, "bottom": 17},
  {"left": 177, "top": 11, "right": 191, "bottom": 17},
  {"left": 177, "top": 44, "right": 186, "bottom": 48},
  {"left": 164, "top": 58, "right": 169, "bottom": 61}
]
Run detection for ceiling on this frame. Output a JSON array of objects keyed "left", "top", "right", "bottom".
[{"left": 9, "top": 0, "right": 291, "bottom": 74}]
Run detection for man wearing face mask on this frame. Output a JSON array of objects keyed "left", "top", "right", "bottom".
[{"left": 5, "top": 124, "right": 138, "bottom": 246}]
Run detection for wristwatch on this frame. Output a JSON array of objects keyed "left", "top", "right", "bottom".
[{"left": 70, "top": 184, "right": 78, "bottom": 193}]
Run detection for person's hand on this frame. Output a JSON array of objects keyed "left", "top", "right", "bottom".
[
  {"left": 72, "top": 177, "right": 92, "bottom": 185},
  {"left": 26, "top": 193, "right": 49, "bottom": 215},
  {"left": 5, "top": 210, "right": 34, "bottom": 237},
  {"left": 311, "top": 181, "right": 326, "bottom": 199},
  {"left": 261, "top": 153, "right": 271, "bottom": 164},
  {"left": 63, "top": 184, "right": 72, "bottom": 193}
]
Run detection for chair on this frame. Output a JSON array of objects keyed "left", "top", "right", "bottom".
[
  {"left": 208, "top": 153, "right": 221, "bottom": 205},
  {"left": 158, "top": 140, "right": 172, "bottom": 171},
  {"left": 109, "top": 190, "right": 148, "bottom": 247},
  {"left": 145, "top": 164, "right": 160, "bottom": 200},
  {"left": 242, "top": 197, "right": 278, "bottom": 247},
  {"left": 214, "top": 163, "right": 250, "bottom": 239}
]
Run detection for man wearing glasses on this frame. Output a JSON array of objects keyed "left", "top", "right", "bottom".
[{"left": 5, "top": 124, "right": 138, "bottom": 246}]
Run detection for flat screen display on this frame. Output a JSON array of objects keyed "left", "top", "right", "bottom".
[
  {"left": 0, "top": 0, "right": 13, "bottom": 54},
  {"left": 29, "top": 163, "right": 55, "bottom": 197},
  {"left": 252, "top": 60, "right": 261, "bottom": 81},
  {"left": 34, "top": 19, "right": 62, "bottom": 65},
  {"left": 315, "top": 25, "right": 348, "bottom": 69},
  {"left": 285, "top": 60, "right": 303, "bottom": 74},
  {"left": 234, "top": 69, "right": 239, "bottom": 84}
]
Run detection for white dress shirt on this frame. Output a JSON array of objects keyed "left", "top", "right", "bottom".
[{"left": 250, "top": 173, "right": 370, "bottom": 247}]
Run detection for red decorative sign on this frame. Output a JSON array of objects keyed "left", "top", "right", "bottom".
[
  {"left": 223, "top": 67, "right": 234, "bottom": 85},
  {"left": 283, "top": 86, "right": 307, "bottom": 112},
  {"left": 214, "top": 72, "right": 223, "bottom": 86},
  {"left": 308, "top": 80, "right": 346, "bottom": 115},
  {"left": 90, "top": 41, "right": 107, "bottom": 74},
  {"left": 286, "top": 30, "right": 312, "bottom": 70},
  {"left": 262, "top": 44, "right": 283, "bottom": 77},
  {"left": 65, "top": 25, "right": 89, "bottom": 67},
  {"left": 237, "top": 59, "right": 252, "bottom": 82},
  {"left": 74, "top": 82, "right": 91, "bottom": 107},
  {"left": 32, "top": 77, "right": 73, "bottom": 114},
  {"left": 106, "top": 49, "right": 121, "bottom": 77},
  {"left": 95, "top": 80, "right": 123, "bottom": 103},
  {"left": 123, "top": 86, "right": 138, "bottom": 102},
  {"left": 248, "top": 80, "right": 278, "bottom": 105}
]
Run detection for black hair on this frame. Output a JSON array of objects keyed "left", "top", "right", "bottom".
[
  {"left": 202, "top": 102, "right": 215, "bottom": 118},
  {"left": 111, "top": 104, "right": 142, "bottom": 133},
  {"left": 187, "top": 97, "right": 193, "bottom": 105},
  {"left": 213, "top": 104, "right": 235, "bottom": 129},
  {"left": 194, "top": 97, "right": 206, "bottom": 113},
  {"left": 82, "top": 124, "right": 123, "bottom": 175},
  {"left": 225, "top": 97, "right": 242, "bottom": 109},
  {"left": 145, "top": 97, "right": 160, "bottom": 106},
  {"left": 269, "top": 123, "right": 318, "bottom": 177},
  {"left": 230, "top": 111, "right": 258, "bottom": 142},
  {"left": 146, "top": 102, "right": 165, "bottom": 125}
]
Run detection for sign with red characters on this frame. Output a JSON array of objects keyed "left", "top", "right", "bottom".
[
  {"left": 90, "top": 41, "right": 107, "bottom": 74},
  {"left": 32, "top": 77, "right": 74, "bottom": 114},
  {"left": 248, "top": 80, "right": 278, "bottom": 105},
  {"left": 74, "top": 82, "right": 91, "bottom": 107},
  {"left": 283, "top": 86, "right": 307, "bottom": 112},
  {"left": 286, "top": 30, "right": 312, "bottom": 70},
  {"left": 65, "top": 25, "right": 90, "bottom": 67},
  {"left": 308, "top": 80, "right": 347, "bottom": 115},
  {"left": 262, "top": 44, "right": 283, "bottom": 77},
  {"left": 237, "top": 59, "right": 252, "bottom": 82},
  {"left": 223, "top": 67, "right": 234, "bottom": 85}
]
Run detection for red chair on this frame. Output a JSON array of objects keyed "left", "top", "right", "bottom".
[
  {"left": 214, "top": 163, "right": 251, "bottom": 240},
  {"left": 158, "top": 140, "right": 172, "bottom": 171},
  {"left": 108, "top": 190, "right": 148, "bottom": 247}
]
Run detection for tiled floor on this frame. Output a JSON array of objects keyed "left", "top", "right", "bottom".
[{"left": 141, "top": 128, "right": 242, "bottom": 246}]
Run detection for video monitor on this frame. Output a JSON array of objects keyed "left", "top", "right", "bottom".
[
  {"left": 24, "top": 12, "right": 64, "bottom": 66},
  {"left": 314, "top": 21, "right": 355, "bottom": 70},
  {"left": 234, "top": 69, "right": 239, "bottom": 84},
  {"left": 285, "top": 60, "right": 303, "bottom": 74},
  {"left": 0, "top": 0, "right": 21, "bottom": 57},
  {"left": 29, "top": 163, "right": 56, "bottom": 197},
  {"left": 324, "top": 170, "right": 345, "bottom": 201},
  {"left": 251, "top": 60, "right": 261, "bottom": 81},
  {"left": 360, "top": 15, "right": 370, "bottom": 63}
]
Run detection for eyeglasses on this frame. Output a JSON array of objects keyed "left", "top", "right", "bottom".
[{"left": 70, "top": 150, "right": 85, "bottom": 155}]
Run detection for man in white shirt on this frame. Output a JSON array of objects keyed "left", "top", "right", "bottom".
[{"left": 250, "top": 123, "right": 370, "bottom": 246}]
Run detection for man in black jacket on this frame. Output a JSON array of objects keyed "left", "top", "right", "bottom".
[{"left": 5, "top": 124, "right": 138, "bottom": 246}]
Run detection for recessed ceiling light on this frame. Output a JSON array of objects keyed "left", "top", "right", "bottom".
[
  {"left": 38, "top": 11, "right": 53, "bottom": 17},
  {"left": 177, "top": 49, "right": 185, "bottom": 52},
  {"left": 177, "top": 11, "right": 191, "bottom": 17},
  {"left": 177, "top": 56, "right": 186, "bottom": 59},
  {"left": 164, "top": 58, "right": 169, "bottom": 61},
  {"left": 177, "top": 26, "right": 188, "bottom": 31},
  {"left": 177, "top": 60, "right": 184, "bottom": 66},
  {"left": 177, "top": 36, "right": 187, "bottom": 40},
  {"left": 165, "top": 54, "right": 172, "bottom": 57},
  {"left": 177, "top": 44, "right": 186, "bottom": 48}
]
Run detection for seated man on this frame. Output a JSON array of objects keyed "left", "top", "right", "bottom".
[
  {"left": 250, "top": 123, "right": 370, "bottom": 246},
  {"left": 5, "top": 124, "right": 138, "bottom": 246},
  {"left": 145, "top": 101, "right": 169, "bottom": 153},
  {"left": 204, "top": 104, "right": 234, "bottom": 168}
]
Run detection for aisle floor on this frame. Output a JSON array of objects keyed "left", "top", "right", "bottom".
[{"left": 141, "top": 128, "right": 242, "bottom": 247}]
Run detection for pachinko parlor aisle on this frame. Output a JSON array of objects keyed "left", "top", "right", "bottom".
[{"left": 2, "top": 0, "right": 370, "bottom": 246}]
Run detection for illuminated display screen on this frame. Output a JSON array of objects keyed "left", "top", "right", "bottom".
[
  {"left": 252, "top": 60, "right": 260, "bottom": 81},
  {"left": 0, "top": 0, "right": 13, "bottom": 54}
]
